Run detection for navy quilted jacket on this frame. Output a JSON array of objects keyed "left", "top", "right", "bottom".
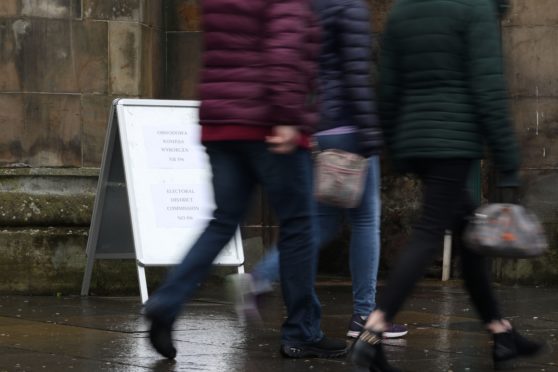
[{"left": 313, "top": 0, "right": 382, "bottom": 157}]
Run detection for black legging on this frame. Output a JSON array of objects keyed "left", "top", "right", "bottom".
[{"left": 379, "top": 159, "right": 502, "bottom": 324}]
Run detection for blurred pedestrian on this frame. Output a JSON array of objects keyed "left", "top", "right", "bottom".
[
  {"left": 230, "top": 0, "right": 408, "bottom": 340},
  {"left": 144, "top": 0, "right": 347, "bottom": 360},
  {"left": 350, "top": 0, "right": 544, "bottom": 370}
]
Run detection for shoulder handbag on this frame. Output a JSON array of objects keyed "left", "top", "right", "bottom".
[
  {"left": 313, "top": 145, "right": 368, "bottom": 208},
  {"left": 464, "top": 203, "right": 548, "bottom": 258}
]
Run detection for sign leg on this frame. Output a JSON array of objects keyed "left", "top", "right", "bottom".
[
  {"left": 442, "top": 230, "right": 452, "bottom": 281},
  {"left": 137, "top": 263, "right": 149, "bottom": 304},
  {"left": 81, "top": 252, "right": 96, "bottom": 296}
]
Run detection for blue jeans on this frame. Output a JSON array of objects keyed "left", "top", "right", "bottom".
[
  {"left": 252, "top": 133, "right": 381, "bottom": 316},
  {"left": 146, "top": 141, "right": 323, "bottom": 345}
]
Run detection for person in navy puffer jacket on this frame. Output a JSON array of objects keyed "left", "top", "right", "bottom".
[
  {"left": 144, "top": 0, "right": 347, "bottom": 360},
  {"left": 233, "top": 0, "right": 408, "bottom": 340}
]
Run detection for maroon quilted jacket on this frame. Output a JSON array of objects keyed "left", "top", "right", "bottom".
[{"left": 199, "top": 0, "right": 320, "bottom": 143}]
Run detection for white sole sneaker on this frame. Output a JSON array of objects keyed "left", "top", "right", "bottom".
[{"left": 383, "top": 330, "right": 408, "bottom": 338}]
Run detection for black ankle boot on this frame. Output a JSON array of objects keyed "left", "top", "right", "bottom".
[
  {"left": 350, "top": 329, "right": 401, "bottom": 372},
  {"left": 493, "top": 329, "right": 543, "bottom": 369}
]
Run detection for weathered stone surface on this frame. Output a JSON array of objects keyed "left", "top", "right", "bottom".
[
  {"left": 503, "top": 0, "right": 558, "bottom": 27},
  {"left": 490, "top": 169, "right": 558, "bottom": 285},
  {"left": 143, "top": 0, "right": 163, "bottom": 29},
  {"left": 0, "top": 170, "right": 97, "bottom": 227},
  {"left": 521, "top": 169, "right": 558, "bottom": 222},
  {"left": 165, "top": 0, "right": 201, "bottom": 32},
  {"left": 379, "top": 170, "right": 421, "bottom": 270},
  {"left": 72, "top": 20, "right": 108, "bottom": 94},
  {"left": 20, "top": 0, "right": 81, "bottom": 19},
  {"left": 81, "top": 95, "right": 113, "bottom": 167},
  {"left": 511, "top": 97, "right": 558, "bottom": 170},
  {"left": 0, "top": 20, "right": 21, "bottom": 91},
  {"left": 0, "top": 94, "right": 24, "bottom": 166},
  {"left": 0, "top": 229, "right": 31, "bottom": 292},
  {"left": 88, "top": 261, "right": 167, "bottom": 296},
  {"left": 22, "top": 94, "right": 82, "bottom": 167},
  {"left": 0, "top": 190, "right": 94, "bottom": 227},
  {"left": 1, "top": 19, "right": 106, "bottom": 94},
  {"left": 0, "top": 228, "right": 86, "bottom": 294},
  {"left": 0, "top": 1, "right": 17, "bottom": 17},
  {"left": 15, "top": 19, "right": 80, "bottom": 93},
  {"left": 0, "top": 174, "right": 97, "bottom": 227},
  {"left": 0, "top": 227, "right": 159, "bottom": 295},
  {"left": 83, "top": 0, "right": 140, "bottom": 21},
  {"left": 141, "top": 26, "right": 164, "bottom": 98},
  {"left": 502, "top": 26, "right": 558, "bottom": 98},
  {"left": 165, "top": 32, "right": 201, "bottom": 99},
  {"left": 109, "top": 22, "right": 141, "bottom": 95},
  {"left": 493, "top": 228, "right": 558, "bottom": 285},
  {"left": 26, "top": 228, "right": 88, "bottom": 294}
]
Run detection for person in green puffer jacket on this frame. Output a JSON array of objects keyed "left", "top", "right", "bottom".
[
  {"left": 349, "top": 1, "right": 545, "bottom": 371},
  {"left": 379, "top": 0, "right": 518, "bottom": 180}
]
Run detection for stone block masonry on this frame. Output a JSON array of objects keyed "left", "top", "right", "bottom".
[{"left": 0, "top": 0, "right": 557, "bottom": 295}]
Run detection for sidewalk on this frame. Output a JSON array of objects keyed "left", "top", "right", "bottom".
[{"left": 0, "top": 280, "right": 556, "bottom": 371}]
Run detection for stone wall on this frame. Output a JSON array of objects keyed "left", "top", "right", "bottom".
[
  {"left": 495, "top": 0, "right": 558, "bottom": 283},
  {"left": 0, "top": 0, "right": 163, "bottom": 168},
  {"left": 0, "top": 0, "right": 556, "bottom": 294},
  {"left": 0, "top": 0, "right": 165, "bottom": 294}
]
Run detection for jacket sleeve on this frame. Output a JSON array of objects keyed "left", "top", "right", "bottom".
[
  {"left": 468, "top": 0, "right": 520, "bottom": 177},
  {"left": 377, "top": 17, "right": 401, "bottom": 153},
  {"left": 263, "top": 0, "right": 310, "bottom": 126},
  {"left": 338, "top": 1, "right": 383, "bottom": 156}
]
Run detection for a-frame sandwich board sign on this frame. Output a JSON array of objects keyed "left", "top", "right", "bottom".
[{"left": 81, "top": 99, "right": 244, "bottom": 303}]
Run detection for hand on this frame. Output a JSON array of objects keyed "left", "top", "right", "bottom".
[{"left": 265, "top": 126, "right": 301, "bottom": 154}]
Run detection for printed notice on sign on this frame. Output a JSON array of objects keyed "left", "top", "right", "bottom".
[
  {"left": 143, "top": 124, "right": 206, "bottom": 169},
  {"left": 151, "top": 184, "right": 214, "bottom": 228}
]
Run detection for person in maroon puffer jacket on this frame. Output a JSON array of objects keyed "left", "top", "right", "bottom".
[{"left": 144, "top": 0, "right": 347, "bottom": 360}]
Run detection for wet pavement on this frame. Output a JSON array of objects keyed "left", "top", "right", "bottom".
[{"left": 0, "top": 279, "right": 556, "bottom": 372}]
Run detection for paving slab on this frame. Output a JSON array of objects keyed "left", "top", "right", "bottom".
[{"left": 0, "top": 280, "right": 556, "bottom": 371}]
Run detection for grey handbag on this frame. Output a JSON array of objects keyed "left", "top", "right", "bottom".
[
  {"left": 313, "top": 148, "right": 368, "bottom": 208},
  {"left": 464, "top": 203, "right": 548, "bottom": 258}
]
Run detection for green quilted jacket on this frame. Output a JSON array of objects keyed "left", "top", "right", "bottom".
[{"left": 378, "top": 0, "right": 519, "bottom": 177}]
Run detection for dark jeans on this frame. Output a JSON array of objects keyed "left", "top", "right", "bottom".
[
  {"left": 379, "top": 159, "right": 502, "bottom": 324},
  {"left": 252, "top": 132, "right": 381, "bottom": 316},
  {"left": 145, "top": 141, "right": 323, "bottom": 344}
]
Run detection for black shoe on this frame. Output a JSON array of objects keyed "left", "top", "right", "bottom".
[
  {"left": 148, "top": 318, "right": 177, "bottom": 359},
  {"left": 350, "top": 329, "right": 401, "bottom": 372},
  {"left": 493, "top": 329, "right": 544, "bottom": 369},
  {"left": 280, "top": 336, "right": 347, "bottom": 358},
  {"left": 347, "top": 315, "right": 409, "bottom": 339}
]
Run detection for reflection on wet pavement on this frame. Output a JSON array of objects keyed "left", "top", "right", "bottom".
[{"left": 0, "top": 280, "right": 556, "bottom": 371}]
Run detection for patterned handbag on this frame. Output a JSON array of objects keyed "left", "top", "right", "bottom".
[
  {"left": 464, "top": 203, "right": 548, "bottom": 258},
  {"left": 313, "top": 148, "right": 368, "bottom": 208}
]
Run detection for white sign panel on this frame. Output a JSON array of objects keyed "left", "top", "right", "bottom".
[
  {"left": 143, "top": 124, "right": 207, "bottom": 169},
  {"left": 151, "top": 183, "right": 213, "bottom": 228},
  {"left": 116, "top": 99, "right": 244, "bottom": 267}
]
